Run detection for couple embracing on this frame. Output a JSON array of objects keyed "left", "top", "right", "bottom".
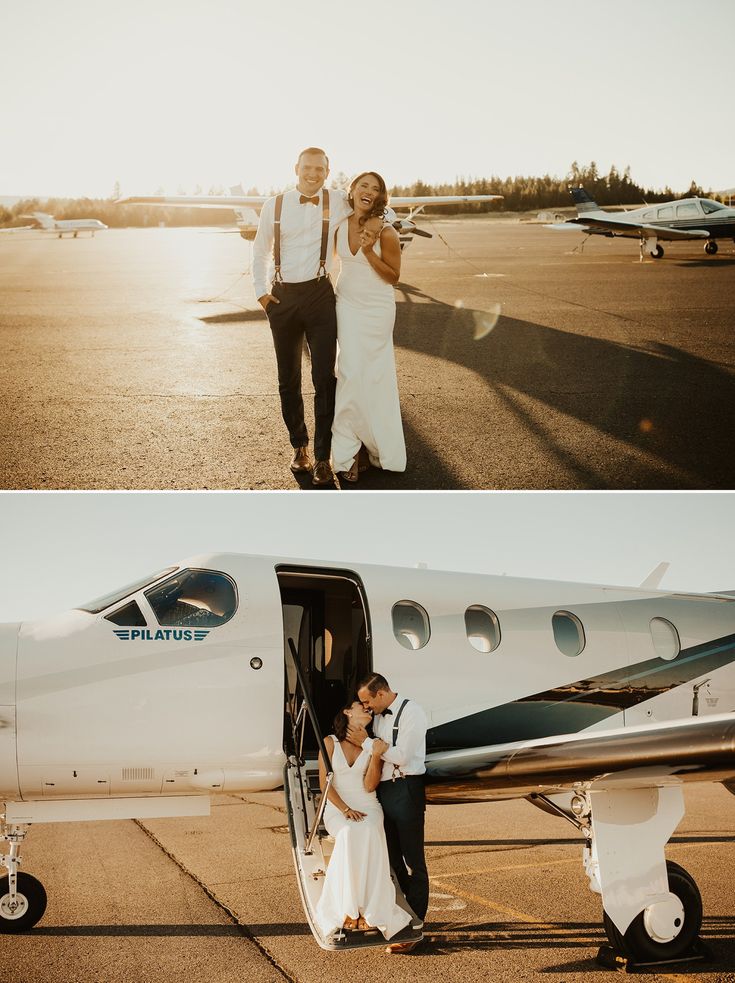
[
  {"left": 314, "top": 673, "right": 428, "bottom": 954},
  {"left": 252, "top": 147, "right": 406, "bottom": 486}
]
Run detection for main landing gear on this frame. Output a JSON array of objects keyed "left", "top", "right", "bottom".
[
  {"left": 640, "top": 236, "right": 664, "bottom": 260},
  {"left": 704, "top": 240, "right": 718, "bottom": 255},
  {"left": 0, "top": 824, "right": 47, "bottom": 933},
  {"left": 533, "top": 785, "right": 706, "bottom": 968}
]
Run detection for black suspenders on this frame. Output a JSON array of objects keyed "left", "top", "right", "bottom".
[
  {"left": 391, "top": 699, "right": 409, "bottom": 746},
  {"left": 272, "top": 189, "right": 330, "bottom": 287}
]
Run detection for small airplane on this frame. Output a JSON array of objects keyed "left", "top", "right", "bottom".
[
  {"left": 2, "top": 553, "right": 734, "bottom": 964},
  {"left": 11, "top": 212, "right": 108, "bottom": 238},
  {"left": 117, "top": 192, "right": 503, "bottom": 250},
  {"left": 548, "top": 187, "right": 735, "bottom": 260}
]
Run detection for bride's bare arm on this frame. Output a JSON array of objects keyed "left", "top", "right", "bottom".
[
  {"left": 361, "top": 225, "right": 401, "bottom": 285},
  {"left": 363, "top": 738, "right": 389, "bottom": 792}
]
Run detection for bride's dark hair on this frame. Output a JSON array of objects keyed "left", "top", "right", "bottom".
[
  {"left": 348, "top": 171, "right": 389, "bottom": 224},
  {"left": 332, "top": 698, "right": 372, "bottom": 742}
]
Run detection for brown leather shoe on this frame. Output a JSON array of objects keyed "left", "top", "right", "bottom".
[
  {"left": 290, "top": 446, "right": 312, "bottom": 473},
  {"left": 385, "top": 940, "right": 420, "bottom": 954},
  {"left": 312, "top": 460, "right": 335, "bottom": 486},
  {"left": 358, "top": 444, "right": 371, "bottom": 473}
]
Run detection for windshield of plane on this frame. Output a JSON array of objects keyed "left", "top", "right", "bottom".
[
  {"left": 700, "top": 199, "right": 727, "bottom": 213},
  {"left": 145, "top": 568, "right": 237, "bottom": 627},
  {"left": 76, "top": 566, "right": 178, "bottom": 614}
]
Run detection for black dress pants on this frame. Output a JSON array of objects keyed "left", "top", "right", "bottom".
[
  {"left": 265, "top": 277, "right": 337, "bottom": 462},
  {"left": 377, "top": 776, "right": 429, "bottom": 921}
]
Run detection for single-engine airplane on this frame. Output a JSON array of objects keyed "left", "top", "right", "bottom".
[
  {"left": 15, "top": 212, "right": 108, "bottom": 238},
  {"left": 548, "top": 187, "right": 735, "bottom": 260},
  {"left": 117, "top": 192, "right": 502, "bottom": 250},
  {"left": 2, "top": 554, "right": 734, "bottom": 963}
]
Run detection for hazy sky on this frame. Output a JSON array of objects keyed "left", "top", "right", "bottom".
[
  {"left": 0, "top": 492, "right": 732, "bottom": 622},
  {"left": 2, "top": 0, "right": 734, "bottom": 199}
]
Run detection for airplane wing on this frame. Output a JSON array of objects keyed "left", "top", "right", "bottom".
[
  {"left": 118, "top": 195, "right": 268, "bottom": 209},
  {"left": 426, "top": 712, "right": 735, "bottom": 801},
  {"left": 0, "top": 225, "right": 36, "bottom": 233},
  {"left": 118, "top": 193, "right": 502, "bottom": 211},
  {"left": 390, "top": 195, "right": 502, "bottom": 207},
  {"left": 551, "top": 215, "right": 710, "bottom": 241}
]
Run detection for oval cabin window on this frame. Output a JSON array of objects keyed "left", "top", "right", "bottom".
[
  {"left": 464, "top": 605, "right": 501, "bottom": 653},
  {"left": 392, "top": 601, "right": 430, "bottom": 651},
  {"left": 552, "top": 611, "right": 585, "bottom": 657},
  {"left": 650, "top": 617, "right": 680, "bottom": 661}
]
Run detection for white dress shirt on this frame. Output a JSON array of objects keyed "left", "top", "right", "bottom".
[
  {"left": 363, "top": 693, "right": 427, "bottom": 782},
  {"left": 252, "top": 187, "right": 352, "bottom": 300}
]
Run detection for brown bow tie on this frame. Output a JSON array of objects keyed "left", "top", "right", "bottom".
[{"left": 299, "top": 194, "right": 319, "bottom": 205}]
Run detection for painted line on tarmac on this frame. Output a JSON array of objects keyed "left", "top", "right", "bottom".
[
  {"left": 430, "top": 877, "right": 559, "bottom": 929},
  {"left": 429, "top": 857, "right": 577, "bottom": 881}
]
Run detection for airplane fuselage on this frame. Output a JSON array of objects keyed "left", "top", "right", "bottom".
[{"left": 2, "top": 553, "right": 734, "bottom": 805}]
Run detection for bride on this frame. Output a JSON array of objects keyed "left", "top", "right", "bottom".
[
  {"left": 314, "top": 700, "right": 412, "bottom": 941},
  {"left": 331, "top": 172, "right": 406, "bottom": 483}
]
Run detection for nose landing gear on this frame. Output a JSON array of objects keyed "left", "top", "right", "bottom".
[
  {"left": 704, "top": 240, "right": 718, "bottom": 255},
  {"left": 0, "top": 824, "right": 47, "bottom": 933}
]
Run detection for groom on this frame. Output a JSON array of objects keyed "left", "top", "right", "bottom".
[
  {"left": 252, "top": 147, "right": 351, "bottom": 486},
  {"left": 351, "top": 672, "right": 429, "bottom": 954}
]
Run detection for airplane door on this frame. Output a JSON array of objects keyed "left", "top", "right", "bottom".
[{"left": 282, "top": 639, "right": 421, "bottom": 951}]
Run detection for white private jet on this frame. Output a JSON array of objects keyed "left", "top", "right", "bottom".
[
  {"left": 548, "top": 187, "right": 735, "bottom": 260},
  {"left": 15, "top": 212, "right": 108, "bottom": 238},
  {"left": 117, "top": 192, "right": 502, "bottom": 250},
  {"left": 1, "top": 554, "right": 734, "bottom": 965}
]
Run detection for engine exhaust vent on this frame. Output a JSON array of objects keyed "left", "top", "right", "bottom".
[{"left": 121, "top": 767, "right": 155, "bottom": 782}]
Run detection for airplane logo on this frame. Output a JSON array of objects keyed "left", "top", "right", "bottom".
[{"left": 112, "top": 628, "right": 211, "bottom": 642}]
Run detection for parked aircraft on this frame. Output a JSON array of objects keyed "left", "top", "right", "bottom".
[
  {"left": 16, "top": 212, "right": 108, "bottom": 238},
  {"left": 548, "top": 187, "right": 735, "bottom": 259},
  {"left": 117, "top": 192, "right": 502, "bottom": 249},
  {"left": 1, "top": 553, "right": 734, "bottom": 964}
]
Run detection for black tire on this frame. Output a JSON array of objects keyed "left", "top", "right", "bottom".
[
  {"left": 603, "top": 860, "right": 702, "bottom": 962},
  {"left": 652, "top": 244, "right": 664, "bottom": 259},
  {"left": 0, "top": 873, "right": 48, "bottom": 933},
  {"left": 704, "top": 241, "right": 718, "bottom": 255}
]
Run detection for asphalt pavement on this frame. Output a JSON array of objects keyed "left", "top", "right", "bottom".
[
  {"left": 1, "top": 221, "right": 734, "bottom": 489},
  {"left": 1, "top": 783, "right": 734, "bottom": 982}
]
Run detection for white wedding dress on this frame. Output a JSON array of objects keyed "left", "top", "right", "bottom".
[
  {"left": 331, "top": 223, "right": 407, "bottom": 474},
  {"left": 314, "top": 738, "right": 411, "bottom": 941}
]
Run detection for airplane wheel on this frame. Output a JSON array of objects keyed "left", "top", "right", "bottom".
[
  {"left": 651, "top": 245, "right": 664, "bottom": 259},
  {"left": 704, "top": 240, "right": 718, "bottom": 255},
  {"left": 0, "top": 873, "right": 48, "bottom": 932},
  {"left": 602, "top": 860, "right": 702, "bottom": 962}
]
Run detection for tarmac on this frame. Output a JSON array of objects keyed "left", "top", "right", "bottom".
[
  {"left": 0, "top": 220, "right": 734, "bottom": 490},
  {"left": 1, "top": 782, "right": 734, "bottom": 982}
]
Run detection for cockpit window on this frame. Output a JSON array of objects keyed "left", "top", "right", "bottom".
[
  {"left": 145, "top": 568, "right": 237, "bottom": 628},
  {"left": 700, "top": 199, "right": 726, "bottom": 214},
  {"left": 77, "top": 567, "right": 178, "bottom": 614},
  {"left": 105, "top": 600, "right": 147, "bottom": 627}
]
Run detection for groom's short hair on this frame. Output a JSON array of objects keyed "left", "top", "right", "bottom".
[
  {"left": 297, "top": 146, "right": 329, "bottom": 168},
  {"left": 358, "top": 672, "right": 391, "bottom": 695}
]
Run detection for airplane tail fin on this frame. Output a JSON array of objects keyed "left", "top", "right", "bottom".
[
  {"left": 568, "top": 187, "right": 601, "bottom": 215},
  {"left": 31, "top": 212, "right": 55, "bottom": 229}
]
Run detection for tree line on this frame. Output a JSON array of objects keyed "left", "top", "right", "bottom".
[{"left": 0, "top": 163, "right": 722, "bottom": 228}]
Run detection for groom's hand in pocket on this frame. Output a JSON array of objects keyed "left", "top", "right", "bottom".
[{"left": 258, "top": 293, "right": 280, "bottom": 311}]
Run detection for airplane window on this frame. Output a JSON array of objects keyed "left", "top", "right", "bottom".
[
  {"left": 676, "top": 203, "right": 699, "bottom": 218},
  {"left": 76, "top": 566, "right": 178, "bottom": 614},
  {"left": 700, "top": 199, "right": 726, "bottom": 214},
  {"left": 657, "top": 206, "right": 674, "bottom": 220},
  {"left": 392, "top": 601, "right": 430, "bottom": 651},
  {"left": 650, "top": 618, "right": 680, "bottom": 661},
  {"left": 105, "top": 600, "right": 147, "bottom": 627},
  {"left": 464, "top": 605, "right": 501, "bottom": 653},
  {"left": 552, "top": 611, "right": 585, "bottom": 657},
  {"left": 145, "top": 568, "right": 237, "bottom": 628}
]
